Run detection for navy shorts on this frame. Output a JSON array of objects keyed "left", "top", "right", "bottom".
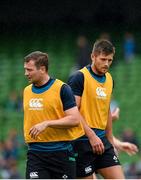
[
  {"left": 72, "top": 136, "right": 121, "bottom": 177},
  {"left": 26, "top": 149, "right": 76, "bottom": 179}
]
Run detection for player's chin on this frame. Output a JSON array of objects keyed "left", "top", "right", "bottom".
[
  {"left": 28, "top": 79, "right": 33, "bottom": 83},
  {"left": 102, "top": 68, "right": 108, "bottom": 73}
]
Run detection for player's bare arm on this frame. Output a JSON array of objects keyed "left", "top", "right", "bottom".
[
  {"left": 75, "top": 95, "right": 105, "bottom": 155},
  {"left": 29, "top": 106, "right": 81, "bottom": 139},
  {"left": 105, "top": 109, "right": 114, "bottom": 146},
  {"left": 113, "top": 136, "right": 138, "bottom": 156}
]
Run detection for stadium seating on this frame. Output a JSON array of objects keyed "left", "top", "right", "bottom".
[{"left": 0, "top": 38, "right": 141, "bottom": 177}]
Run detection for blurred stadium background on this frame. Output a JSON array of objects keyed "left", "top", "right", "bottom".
[{"left": 0, "top": 0, "right": 141, "bottom": 178}]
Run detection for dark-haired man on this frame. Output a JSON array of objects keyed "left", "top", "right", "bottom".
[{"left": 68, "top": 40, "right": 125, "bottom": 179}]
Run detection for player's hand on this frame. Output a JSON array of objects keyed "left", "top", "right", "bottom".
[
  {"left": 29, "top": 121, "right": 48, "bottom": 139},
  {"left": 111, "top": 107, "right": 120, "bottom": 121},
  {"left": 119, "top": 142, "right": 139, "bottom": 156},
  {"left": 89, "top": 134, "right": 105, "bottom": 155}
]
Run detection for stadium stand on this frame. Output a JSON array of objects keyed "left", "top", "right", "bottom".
[{"left": 0, "top": 38, "right": 141, "bottom": 178}]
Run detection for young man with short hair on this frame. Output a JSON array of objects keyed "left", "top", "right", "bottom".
[{"left": 68, "top": 39, "right": 125, "bottom": 179}]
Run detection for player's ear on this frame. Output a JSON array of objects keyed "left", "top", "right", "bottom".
[
  {"left": 91, "top": 53, "right": 95, "bottom": 60},
  {"left": 40, "top": 66, "right": 46, "bottom": 73}
]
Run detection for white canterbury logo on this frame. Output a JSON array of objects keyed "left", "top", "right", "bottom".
[
  {"left": 62, "top": 174, "right": 68, "bottom": 179},
  {"left": 85, "top": 165, "right": 92, "bottom": 174},
  {"left": 29, "top": 98, "right": 43, "bottom": 110},
  {"left": 113, "top": 155, "right": 118, "bottom": 163},
  {"left": 30, "top": 172, "right": 39, "bottom": 178},
  {"left": 96, "top": 87, "right": 107, "bottom": 98}
]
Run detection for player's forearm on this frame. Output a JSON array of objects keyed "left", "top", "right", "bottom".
[
  {"left": 45, "top": 115, "right": 80, "bottom": 128},
  {"left": 79, "top": 116, "right": 96, "bottom": 138},
  {"left": 29, "top": 115, "right": 80, "bottom": 139},
  {"left": 75, "top": 95, "right": 99, "bottom": 138},
  {"left": 105, "top": 121, "right": 114, "bottom": 145},
  {"left": 106, "top": 109, "right": 114, "bottom": 145},
  {"left": 106, "top": 132, "right": 114, "bottom": 146},
  {"left": 113, "top": 136, "right": 121, "bottom": 149}
]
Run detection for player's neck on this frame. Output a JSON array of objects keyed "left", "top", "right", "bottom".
[
  {"left": 91, "top": 64, "right": 104, "bottom": 76},
  {"left": 34, "top": 75, "right": 50, "bottom": 87}
]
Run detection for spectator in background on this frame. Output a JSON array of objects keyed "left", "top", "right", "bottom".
[
  {"left": 76, "top": 35, "right": 91, "bottom": 69},
  {"left": 5, "top": 91, "right": 18, "bottom": 111},
  {"left": 70, "top": 35, "right": 91, "bottom": 75},
  {"left": 135, "top": 153, "right": 141, "bottom": 178},
  {"left": 0, "top": 129, "right": 23, "bottom": 179},
  {"left": 16, "top": 92, "right": 23, "bottom": 112},
  {"left": 0, "top": 141, "right": 6, "bottom": 169},
  {"left": 3, "top": 140, "right": 18, "bottom": 161},
  {"left": 124, "top": 162, "right": 138, "bottom": 179},
  {"left": 6, "top": 129, "right": 24, "bottom": 159},
  {"left": 121, "top": 128, "right": 139, "bottom": 148},
  {"left": 123, "top": 32, "right": 135, "bottom": 63},
  {"left": 8, "top": 159, "right": 21, "bottom": 179},
  {"left": 2, "top": 129, "right": 23, "bottom": 165},
  {"left": 99, "top": 32, "right": 111, "bottom": 41},
  {"left": 5, "top": 91, "right": 22, "bottom": 112}
]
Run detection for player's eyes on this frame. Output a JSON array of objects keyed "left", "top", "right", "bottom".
[{"left": 101, "top": 58, "right": 106, "bottom": 61}]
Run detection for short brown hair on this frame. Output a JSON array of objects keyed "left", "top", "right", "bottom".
[
  {"left": 24, "top": 51, "right": 49, "bottom": 71},
  {"left": 92, "top": 39, "right": 115, "bottom": 55}
]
